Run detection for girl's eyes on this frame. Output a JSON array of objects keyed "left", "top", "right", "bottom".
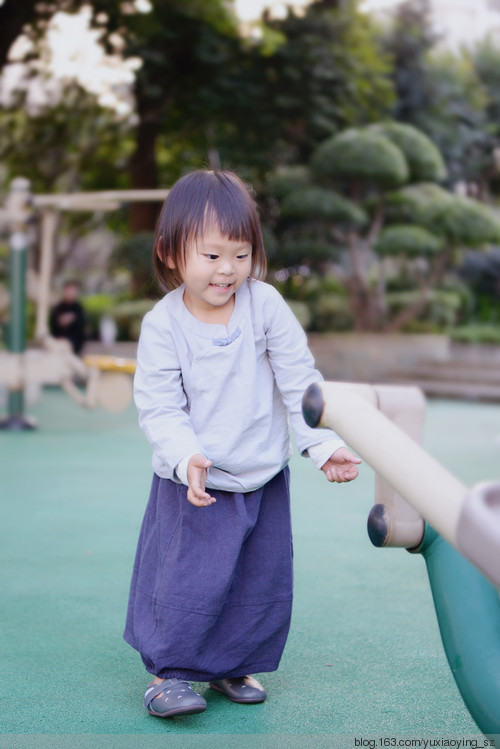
[{"left": 203, "top": 253, "right": 250, "bottom": 260}]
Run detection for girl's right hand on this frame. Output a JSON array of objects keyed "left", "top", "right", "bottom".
[{"left": 186, "top": 454, "right": 216, "bottom": 507}]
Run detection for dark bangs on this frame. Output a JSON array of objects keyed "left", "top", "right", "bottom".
[{"left": 154, "top": 170, "right": 267, "bottom": 290}]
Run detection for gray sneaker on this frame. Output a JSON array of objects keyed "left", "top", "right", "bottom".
[{"left": 144, "top": 678, "right": 207, "bottom": 717}]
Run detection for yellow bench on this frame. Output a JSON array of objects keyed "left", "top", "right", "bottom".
[
  {"left": 83, "top": 355, "right": 137, "bottom": 375},
  {"left": 83, "top": 355, "right": 136, "bottom": 411}
]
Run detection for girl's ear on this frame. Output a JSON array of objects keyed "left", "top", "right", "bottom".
[
  {"left": 156, "top": 238, "right": 176, "bottom": 269},
  {"left": 166, "top": 254, "right": 176, "bottom": 269}
]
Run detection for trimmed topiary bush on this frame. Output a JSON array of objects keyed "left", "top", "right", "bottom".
[
  {"left": 369, "top": 122, "right": 447, "bottom": 182},
  {"left": 375, "top": 224, "right": 444, "bottom": 257},
  {"left": 310, "top": 128, "right": 409, "bottom": 188},
  {"left": 280, "top": 186, "right": 367, "bottom": 227}
]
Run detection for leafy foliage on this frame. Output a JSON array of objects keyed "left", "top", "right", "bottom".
[
  {"left": 280, "top": 186, "right": 367, "bottom": 227},
  {"left": 386, "top": 288, "right": 464, "bottom": 328},
  {"left": 459, "top": 247, "right": 500, "bottom": 324},
  {"left": 388, "top": 184, "right": 500, "bottom": 245},
  {"left": 470, "top": 39, "right": 500, "bottom": 197},
  {"left": 379, "top": 0, "right": 437, "bottom": 123},
  {"left": 267, "top": 123, "right": 500, "bottom": 331},
  {"left": 265, "top": 167, "right": 311, "bottom": 199},
  {"left": 451, "top": 324, "right": 500, "bottom": 344},
  {"left": 412, "top": 54, "right": 488, "bottom": 188},
  {"left": 379, "top": 0, "right": 489, "bottom": 188},
  {"left": 375, "top": 224, "right": 443, "bottom": 257},
  {"left": 368, "top": 122, "right": 446, "bottom": 182},
  {"left": 0, "top": 85, "right": 130, "bottom": 196},
  {"left": 111, "top": 231, "right": 158, "bottom": 298},
  {"left": 276, "top": 239, "right": 336, "bottom": 268},
  {"left": 310, "top": 128, "right": 409, "bottom": 188}
]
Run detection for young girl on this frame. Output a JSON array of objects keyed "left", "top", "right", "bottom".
[{"left": 124, "top": 169, "right": 361, "bottom": 718}]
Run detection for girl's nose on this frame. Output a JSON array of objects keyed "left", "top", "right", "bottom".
[{"left": 219, "top": 259, "right": 234, "bottom": 274}]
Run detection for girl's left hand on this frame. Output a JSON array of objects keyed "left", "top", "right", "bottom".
[
  {"left": 186, "top": 454, "right": 217, "bottom": 507},
  {"left": 321, "top": 447, "right": 362, "bottom": 483}
]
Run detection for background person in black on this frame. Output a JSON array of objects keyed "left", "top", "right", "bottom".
[{"left": 49, "top": 280, "right": 86, "bottom": 355}]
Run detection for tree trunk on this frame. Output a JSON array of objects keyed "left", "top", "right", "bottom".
[
  {"left": 346, "top": 231, "right": 386, "bottom": 331},
  {"left": 129, "top": 93, "right": 161, "bottom": 234},
  {"left": 385, "top": 248, "right": 451, "bottom": 333},
  {"left": 0, "top": 1, "right": 39, "bottom": 69}
]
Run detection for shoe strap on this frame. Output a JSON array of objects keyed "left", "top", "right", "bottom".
[{"left": 143, "top": 679, "right": 190, "bottom": 708}]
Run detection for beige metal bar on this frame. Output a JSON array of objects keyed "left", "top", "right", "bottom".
[
  {"left": 314, "top": 381, "right": 467, "bottom": 548},
  {"left": 33, "top": 189, "right": 170, "bottom": 211},
  {"left": 372, "top": 384, "right": 426, "bottom": 547},
  {"left": 35, "top": 208, "right": 58, "bottom": 341}
]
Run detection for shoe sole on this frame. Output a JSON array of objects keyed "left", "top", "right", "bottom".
[
  {"left": 208, "top": 682, "right": 266, "bottom": 703},
  {"left": 147, "top": 704, "right": 207, "bottom": 717}
]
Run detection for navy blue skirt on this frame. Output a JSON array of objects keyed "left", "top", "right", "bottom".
[{"left": 123, "top": 467, "right": 293, "bottom": 681}]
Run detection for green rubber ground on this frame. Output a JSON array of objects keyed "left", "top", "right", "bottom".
[{"left": 1, "top": 389, "right": 499, "bottom": 747}]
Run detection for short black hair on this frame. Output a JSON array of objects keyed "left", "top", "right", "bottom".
[{"left": 154, "top": 170, "right": 267, "bottom": 290}]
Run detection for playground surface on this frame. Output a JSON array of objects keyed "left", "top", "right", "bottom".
[{"left": 1, "top": 388, "right": 499, "bottom": 748}]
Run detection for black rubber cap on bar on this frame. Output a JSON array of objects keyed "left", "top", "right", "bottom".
[
  {"left": 302, "top": 382, "right": 324, "bottom": 428},
  {"left": 367, "top": 504, "right": 391, "bottom": 548}
]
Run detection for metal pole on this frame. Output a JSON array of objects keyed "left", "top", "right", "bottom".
[
  {"left": 0, "top": 178, "right": 36, "bottom": 430},
  {"left": 35, "top": 208, "right": 58, "bottom": 341}
]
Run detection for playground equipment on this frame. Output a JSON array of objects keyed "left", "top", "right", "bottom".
[
  {"left": 303, "top": 381, "right": 500, "bottom": 735},
  {"left": 0, "top": 179, "right": 168, "bottom": 427},
  {"left": 0, "top": 178, "right": 36, "bottom": 428}
]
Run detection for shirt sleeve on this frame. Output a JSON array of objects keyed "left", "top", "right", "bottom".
[
  {"left": 264, "top": 287, "right": 345, "bottom": 459},
  {"left": 174, "top": 453, "right": 203, "bottom": 486},
  {"left": 133, "top": 310, "right": 206, "bottom": 476},
  {"left": 307, "top": 439, "right": 346, "bottom": 470}
]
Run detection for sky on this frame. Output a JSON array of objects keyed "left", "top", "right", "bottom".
[
  {"left": 233, "top": 0, "right": 405, "bottom": 18},
  {"left": 233, "top": 0, "right": 314, "bottom": 21}
]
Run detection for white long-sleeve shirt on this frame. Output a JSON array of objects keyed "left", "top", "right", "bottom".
[{"left": 134, "top": 278, "right": 345, "bottom": 492}]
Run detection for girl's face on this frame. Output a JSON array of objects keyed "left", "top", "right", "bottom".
[{"left": 171, "top": 225, "right": 252, "bottom": 323}]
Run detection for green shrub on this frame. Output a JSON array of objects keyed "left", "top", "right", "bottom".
[
  {"left": 386, "top": 288, "right": 465, "bottom": 328},
  {"left": 368, "top": 122, "right": 447, "bottom": 182},
  {"left": 280, "top": 186, "right": 367, "bottom": 227},
  {"left": 285, "top": 300, "right": 312, "bottom": 330},
  {"left": 388, "top": 184, "right": 500, "bottom": 245},
  {"left": 309, "top": 294, "right": 354, "bottom": 332},
  {"left": 111, "top": 232, "right": 157, "bottom": 297},
  {"left": 272, "top": 272, "right": 348, "bottom": 305},
  {"left": 111, "top": 299, "right": 157, "bottom": 341},
  {"left": 450, "top": 324, "right": 500, "bottom": 344},
  {"left": 375, "top": 225, "right": 443, "bottom": 257},
  {"left": 311, "top": 128, "right": 409, "bottom": 188},
  {"left": 278, "top": 239, "right": 336, "bottom": 267},
  {"left": 475, "top": 293, "right": 500, "bottom": 323},
  {"left": 82, "top": 294, "right": 116, "bottom": 339},
  {"left": 266, "top": 166, "right": 311, "bottom": 199}
]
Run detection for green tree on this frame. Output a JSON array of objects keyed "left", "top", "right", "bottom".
[
  {"left": 380, "top": 0, "right": 437, "bottom": 123},
  {"left": 249, "top": 0, "right": 394, "bottom": 165},
  {"left": 0, "top": 78, "right": 132, "bottom": 277},
  {"left": 86, "top": 0, "right": 394, "bottom": 220},
  {"left": 0, "top": 0, "right": 395, "bottom": 229},
  {"left": 91, "top": 0, "right": 243, "bottom": 230},
  {"left": 413, "top": 53, "right": 488, "bottom": 190},
  {"left": 380, "top": 0, "right": 488, "bottom": 188},
  {"left": 0, "top": 0, "right": 243, "bottom": 228},
  {"left": 471, "top": 38, "right": 500, "bottom": 198},
  {"left": 0, "top": 0, "right": 52, "bottom": 68},
  {"left": 267, "top": 123, "right": 500, "bottom": 332}
]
